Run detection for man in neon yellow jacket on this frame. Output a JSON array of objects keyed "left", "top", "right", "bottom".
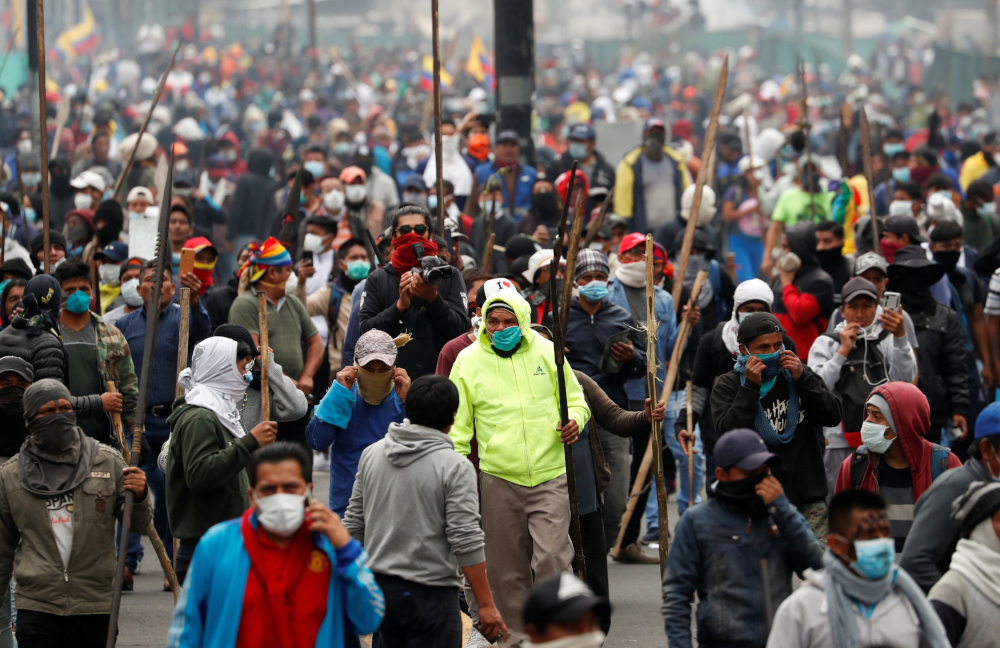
[{"left": 449, "top": 285, "right": 590, "bottom": 646}]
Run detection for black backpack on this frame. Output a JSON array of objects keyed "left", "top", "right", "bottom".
[
  {"left": 822, "top": 330, "right": 890, "bottom": 435},
  {"left": 849, "top": 444, "right": 953, "bottom": 489}
]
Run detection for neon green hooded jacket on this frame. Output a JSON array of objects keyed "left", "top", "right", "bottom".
[{"left": 448, "top": 290, "right": 591, "bottom": 487}]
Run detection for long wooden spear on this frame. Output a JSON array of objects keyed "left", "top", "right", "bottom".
[
  {"left": 547, "top": 160, "right": 586, "bottom": 581},
  {"left": 581, "top": 187, "right": 614, "bottom": 250},
  {"left": 431, "top": 0, "right": 446, "bottom": 239},
  {"left": 112, "top": 41, "right": 182, "bottom": 200},
  {"left": 643, "top": 235, "right": 668, "bottom": 573},
  {"left": 107, "top": 147, "right": 175, "bottom": 647},
  {"left": 672, "top": 55, "right": 727, "bottom": 310},
  {"left": 35, "top": 0, "right": 50, "bottom": 275},
  {"left": 859, "top": 108, "right": 880, "bottom": 254}
]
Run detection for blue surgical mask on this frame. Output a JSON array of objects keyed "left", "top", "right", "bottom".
[
  {"left": 79, "top": 120, "right": 93, "bottom": 134},
  {"left": 24, "top": 208, "right": 36, "bottom": 224},
  {"left": 490, "top": 325, "right": 522, "bottom": 352},
  {"left": 978, "top": 202, "right": 997, "bottom": 218},
  {"left": 577, "top": 280, "right": 608, "bottom": 303},
  {"left": 21, "top": 172, "right": 41, "bottom": 187},
  {"left": 346, "top": 259, "right": 370, "bottom": 280},
  {"left": 568, "top": 142, "right": 589, "bottom": 160},
  {"left": 480, "top": 200, "right": 500, "bottom": 215},
  {"left": 304, "top": 160, "right": 325, "bottom": 178},
  {"left": 883, "top": 143, "right": 905, "bottom": 157},
  {"left": 65, "top": 290, "right": 91, "bottom": 314},
  {"left": 428, "top": 195, "right": 439, "bottom": 210},
  {"left": 127, "top": 210, "right": 145, "bottom": 220},
  {"left": 851, "top": 537, "right": 895, "bottom": 579},
  {"left": 333, "top": 142, "right": 351, "bottom": 156},
  {"left": 860, "top": 420, "right": 893, "bottom": 454},
  {"left": 243, "top": 357, "right": 255, "bottom": 384},
  {"left": 891, "top": 167, "right": 911, "bottom": 183}
]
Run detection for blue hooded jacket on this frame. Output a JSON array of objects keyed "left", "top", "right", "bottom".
[{"left": 306, "top": 380, "right": 405, "bottom": 516}]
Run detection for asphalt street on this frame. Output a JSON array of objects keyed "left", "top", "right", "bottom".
[{"left": 116, "top": 470, "right": 680, "bottom": 647}]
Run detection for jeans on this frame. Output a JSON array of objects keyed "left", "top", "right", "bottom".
[
  {"left": 16, "top": 611, "right": 108, "bottom": 648},
  {"left": 373, "top": 573, "right": 461, "bottom": 648},
  {"left": 644, "top": 425, "right": 704, "bottom": 528},
  {"left": 144, "top": 416, "right": 173, "bottom": 561},
  {"left": 0, "top": 579, "right": 14, "bottom": 648},
  {"left": 597, "top": 426, "right": 629, "bottom": 549},
  {"left": 114, "top": 524, "right": 144, "bottom": 572}
]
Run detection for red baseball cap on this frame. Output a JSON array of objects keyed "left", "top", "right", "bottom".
[{"left": 619, "top": 232, "right": 646, "bottom": 255}]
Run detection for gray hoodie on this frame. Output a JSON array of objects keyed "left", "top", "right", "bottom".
[{"left": 343, "top": 419, "right": 484, "bottom": 588}]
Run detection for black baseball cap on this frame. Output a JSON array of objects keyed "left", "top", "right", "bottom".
[
  {"left": 0, "top": 356, "right": 33, "bottom": 382},
  {"left": 883, "top": 215, "right": 926, "bottom": 244},
  {"left": 522, "top": 572, "right": 611, "bottom": 629},
  {"left": 496, "top": 130, "right": 520, "bottom": 144},
  {"left": 736, "top": 312, "right": 784, "bottom": 345},
  {"left": 841, "top": 277, "right": 879, "bottom": 304},
  {"left": 714, "top": 428, "right": 779, "bottom": 470}
]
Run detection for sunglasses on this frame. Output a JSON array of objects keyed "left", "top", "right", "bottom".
[{"left": 397, "top": 225, "right": 429, "bottom": 235}]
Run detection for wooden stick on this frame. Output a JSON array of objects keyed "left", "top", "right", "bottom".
[
  {"left": 108, "top": 145, "right": 176, "bottom": 646},
  {"left": 258, "top": 291, "right": 270, "bottom": 419},
  {"left": 859, "top": 109, "right": 880, "bottom": 252},
  {"left": 644, "top": 235, "right": 667, "bottom": 573},
  {"left": 175, "top": 287, "right": 191, "bottom": 398},
  {"left": 559, "top": 191, "right": 585, "bottom": 336},
  {"left": 35, "top": 0, "right": 50, "bottom": 275},
  {"left": 0, "top": 27, "right": 20, "bottom": 81},
  {"left": 106, "top": 381, "right": 179, "bottom": 600},
  {"left": 547, "top": 160, "right": 586, "bottom": 581},
  {"left": 481, "top": 233, "right": 496, "bottom": 273},
  {"left": 685, "top": 380, "right": 694, "bottom": 503},
  {"left": 611, "top": 270, "right": 709, "bottom": 558},
  {"left": 112, "top": 41, "right": 182, "bottom": 199},
  {"left": 481, "top": 180, "right": 497, "bottom": 269},
  {"left": 581, "top": 186, "right": 614, "bottom": 250},
  {"left": 431, "top": 0, "right": 446, "bottom": 239},
  {"left": 672, "top": 56, "right": 728, "bottom": 311},
  {"left": 49, "top": 95, "right": 70, "bottom": 159}
]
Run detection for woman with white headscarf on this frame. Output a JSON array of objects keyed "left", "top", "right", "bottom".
[
  {"left": 164, "top": 336, "right": 278, "bottom": 583},
  {"left": 675, "top": 279, "right": 798, "bottom": 472}
]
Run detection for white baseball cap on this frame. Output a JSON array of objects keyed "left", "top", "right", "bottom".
[
  {"left": 523, "top": 249, "right": 565, "bottom": 284},
  {"left": 127, "top": 186, "right": 155, "bottom": 204},
  {"left": 70, "top": 170, "right": 106, "bottom": 192}
]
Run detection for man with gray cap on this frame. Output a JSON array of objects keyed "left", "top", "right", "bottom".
[
  {"left": 712, "top": 312, "right": 841, "bottom": 538},
  {"left": 0, "top": 378, "right": 152, "bottom": 647},
  {"left": 306, "top": 328, "right": 409, "bottom": 517},
  {"left": 809, "top": 277, "right": 916, "bottom": 497},
  {"left": 662, "top": 428, "right": 824, "bottom": 648},
  {"left": 465, "top": 130, "right": 537, "bottom": 220}
]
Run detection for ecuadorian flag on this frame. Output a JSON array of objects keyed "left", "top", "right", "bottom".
[
  {"left": 420, "top": 55, "right": 453, "bottom": 92},
  {"left": 466, "top": 33, "right": 495, "bottom": 88},
  {"left": 55, "top": 8, "right": 100, "bottom": 61}
]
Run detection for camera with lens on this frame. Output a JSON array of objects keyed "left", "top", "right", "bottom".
[{"left": 410, "top": 243, "right": 453, "bottom": 286}]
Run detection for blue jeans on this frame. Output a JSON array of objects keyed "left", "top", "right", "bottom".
[
  {"left": 0, "top": 579, "right": 14, "bottom": 648},
  {"left": 115, "top": 523, "right": 143, "bottom": 571},
  {"left": 728, "top": 230, "right": 764, "bottom": 284},
  {"left": 645, "top": 394, "right": 704, "bottom": 530},
  {"left": 143, "top": 415, "right": 173, "bottom": 561}
]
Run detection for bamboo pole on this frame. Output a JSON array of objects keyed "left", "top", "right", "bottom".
[
  {"left": 34, "top": 0, "right": 50, "bottom": 275},
  {"left": 685, "top": 380, "right": 694, "bottom": 503},
  {"left": 581, "top": 186, "right": 614, "bottom": 250},
  {"left": 644, "top": 235, "right": 667, "bottom": 573},
  {"left": 175, "top": 288, "right": 191, "bottom": 398},
  {"left": 672, "top": 56, "right": 728, "bottom": 311},
  {"left": 611, "top": 270, "right": 708, "bottom": 558},
  {"left": 431, "top": 0, "right": 446, "bottom": 239},
  {"left": 106, "top": 381, "right": 179, "bottom": 600},
  {"left": 258, "top": 291, "right": 270, "bottom": 419},
  {"left": 859, "top": 108, "right": 880, "bottom": 252},
  {"left": 481, "top": 232, "right": 496, "bottom": 274}
]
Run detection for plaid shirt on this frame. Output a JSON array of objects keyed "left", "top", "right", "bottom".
[{"left": 90, "top": 312, "right": 139, "bottom": 432}]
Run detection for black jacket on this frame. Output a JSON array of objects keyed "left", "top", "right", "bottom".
[
  {"left": 564, "top": 298, "right": 646, "bottom": 409},
  {"left": 202, "top": 277, "right": 240, "bottom": 331},
  {"left": 0, "top": 315, "right": 67, "bottom": 383},
  {"left": 359, "top": 263, "right": 469, "bottom": 379},
  {"left": 710, "top": 366, "right": 841, "bottom": 506},
  {"left": 548, "top": 150, "right": 617, "bottom": 215},
  {"left": 907, "top": 303, "right": 969, "bottom": 426},
  {"left": 676, "top": 322, "right": 798, "bottom": 454}
]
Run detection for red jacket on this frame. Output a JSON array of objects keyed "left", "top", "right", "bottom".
[
  {"left": 834, "top": 382, "right": 961, "bottom": 501},
  {"left": 774, "top": 284, "right": 827, "bottom": 360}
]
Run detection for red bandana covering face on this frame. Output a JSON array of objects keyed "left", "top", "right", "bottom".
[
  {"left": 880, "top": 239, "right": 905, "bottom": 263},
  {"left": 183, "top": 236, "right": 217, "bottom": 295},
  {"left": 235, "top": 508, "right": 330, "bottom": 648},
  {"left": 390, "top": 233, "right": 437, "bottom": 274}
]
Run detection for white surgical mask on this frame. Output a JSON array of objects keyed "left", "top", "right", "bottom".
[
  {"left": 127, "top": 210, "right": 145, "bottom": 220},
  {"left": 303, "top": 233, "right": 326, "bottom": 254},
  {"left": 74, "top": 193, "right": 93, "bottom": 210},
  {"left": 860, "top": 420, "right": 893, "bottom": 455},
  {"left": 253, "top": 492, "right": 306, "bottom": 537},
  {"left": 524, "top": 631, "right": 606, "bottom": 648},
  {"left": 21, "top": 172, "right": 41, "bottom": 187},
  {"left": 15, "top": 139, "right": 31, "bottom": 154},
  {"left": 121, "top": 278, "right": 144, "bottom": 307},
  {"left": 345, "top": 185, "right": 367, "bottom": 204},
  {"left": 174, "top": 159, "right": 190, "bottom": 173},
  {"left": 99, "top": 263, "right": 121, "bottom": 287},
  {"left": 323, "top": 189, "right": 345, "bottom": 213}
]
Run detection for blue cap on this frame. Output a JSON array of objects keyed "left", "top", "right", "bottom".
[
  {"left": 568, "top": 124, "right": 595, "bottom": 141},
  {"left": 402, "top": 175, "right": 427, "bottom": 192},
  {"left": 94, "top": 240, "right": 129, "bottom": 263},
  {"left": 976, "top": 402, "right": 1000, "bottom": 439},
  {"left": 714, "top": 429, "right": 779, "bottom": 470}
]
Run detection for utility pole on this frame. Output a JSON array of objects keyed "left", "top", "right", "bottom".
[
  {"left": 793, "top": 0, "right": 804, "bottom": 58},
  {"left": 27, "top": 0, "right": 40, "bottom": 153},
  {"left": 494, "top": 0, "right": 535, "bottom": 159},
  {"left": 843, "top": 0, "right": 853, "bottom": 57}
]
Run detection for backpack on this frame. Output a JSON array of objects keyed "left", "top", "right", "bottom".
[
  {"left": 848, "top": 443, "right": 952, "bottom": 490},
  {"left": 821, "top": 330, "right": 890, "bottom": 435}
]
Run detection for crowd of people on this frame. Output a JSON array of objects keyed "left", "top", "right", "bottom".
[{"left": 0, "top": 23, "right": 996, "bottom": 648}]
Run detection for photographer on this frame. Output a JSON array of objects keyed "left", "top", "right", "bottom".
[{"left": 360, "top": 203, "right": 469, "bottom": 379}]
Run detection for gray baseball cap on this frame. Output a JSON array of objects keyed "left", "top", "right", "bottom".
[
  {"left": 0, "top": 356, "right": 33, "bottom": 382},
  {"left": 853, "top": 252, "right": 888, "bottom": 277},
  {"left": 355, "top": 330, "right": 397, "bottom": 367}
]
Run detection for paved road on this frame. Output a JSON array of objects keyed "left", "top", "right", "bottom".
[{"left": 117, "top": 470, "right": 680, "bottom": 647}]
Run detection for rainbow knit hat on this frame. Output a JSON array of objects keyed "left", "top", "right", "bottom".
[{"left": 240, "top": 236, "right": 292, "bottom": 283}]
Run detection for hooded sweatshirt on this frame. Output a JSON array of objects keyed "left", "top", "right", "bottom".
[
  {"left": 229, "top": 148, "right": 277, "bottom": 241},
  {"left": 771, "top": 222, "right": 835, "bottom": 358},
  {"left": 448, "top": 290, "right": 591, "bottom": 487},
  {"left": 834, "top": 382, "right": 961, "bottom": 550},
  {"left": 343, "top": 419, "right": 484, "bottom": 588}
]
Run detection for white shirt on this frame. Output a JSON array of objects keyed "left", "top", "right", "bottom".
[
  {"left": 47, "top": 493, "right": 74, "bottom": 569},
  {"left": 306, "top": 248, "right": 335, "bottom": 346}
]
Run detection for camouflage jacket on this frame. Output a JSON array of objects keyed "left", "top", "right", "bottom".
[{"left": 90, "top": 312, "right": 139, "bottom": 432}]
